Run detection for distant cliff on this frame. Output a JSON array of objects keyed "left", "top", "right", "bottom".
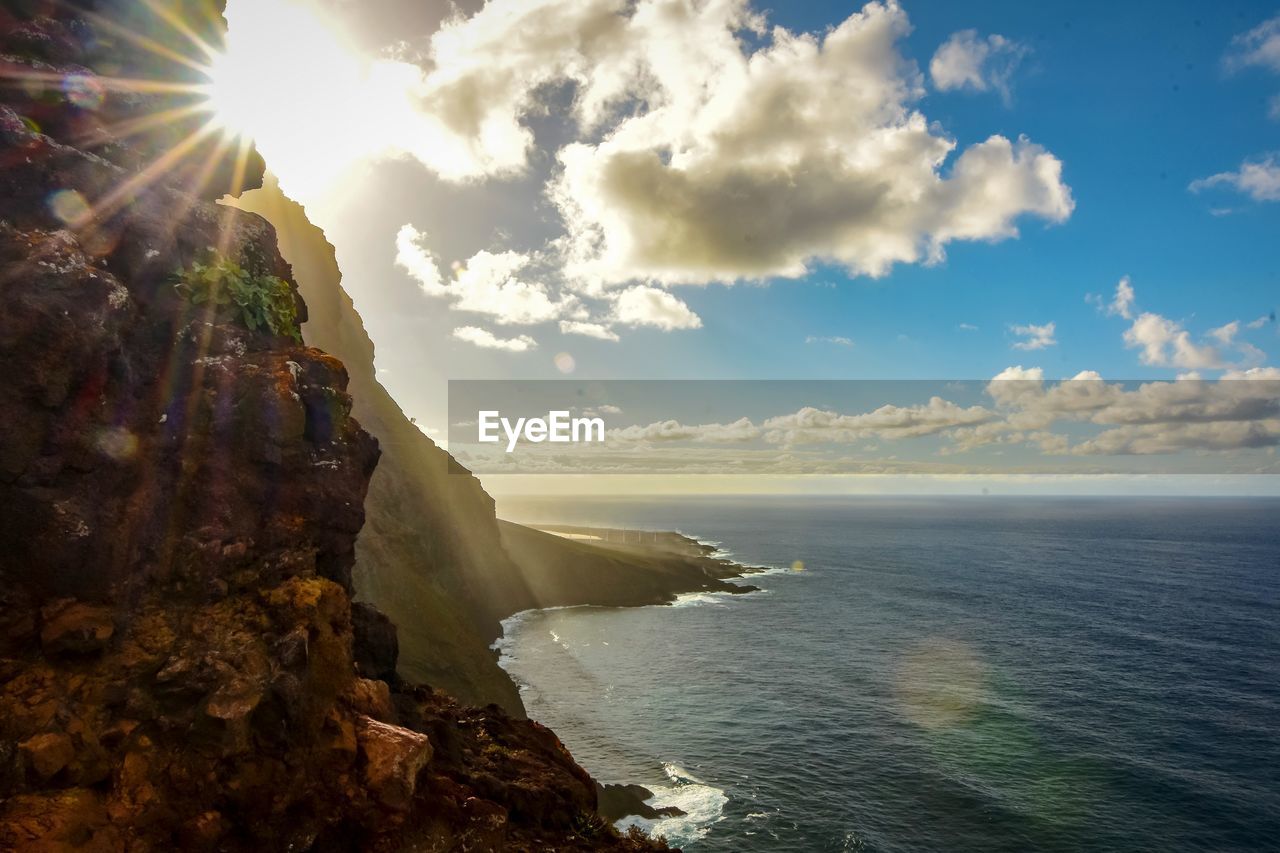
[{"left": 0, "top": 2, "right": 664, "bottom": 849}]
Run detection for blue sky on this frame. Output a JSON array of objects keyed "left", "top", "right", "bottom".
[
  {"left": 221, "top": 0, "right": 1280, "bottom": 438},
  {"left": 650, "top": 0, "right": 1279, "bottom": 383}
]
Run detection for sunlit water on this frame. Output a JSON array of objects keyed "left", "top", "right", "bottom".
[{"left": 494, "top": 497, "right": 1280, "bottom": 852}]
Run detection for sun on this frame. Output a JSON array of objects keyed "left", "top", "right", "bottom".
[{"left": 200, "top": 0, "right": 389, "bottom": 202}]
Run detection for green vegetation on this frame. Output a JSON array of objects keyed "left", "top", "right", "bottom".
[{"left": 174, "top": 251, "right": 301, "bottom": 342}]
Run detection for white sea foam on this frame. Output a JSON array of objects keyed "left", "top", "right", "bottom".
[
  {"left": 615, "top": 762, "right": 728, "bottom": 846},
  {"left": 669, "top": 590, "right": 737, "bottom": 608}
]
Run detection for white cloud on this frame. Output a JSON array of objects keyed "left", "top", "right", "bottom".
[
  {"left": 1209, "top": 320, "right": 1240, "bottom": 345},
  {"left": 452, "top": 326, "right": 538, "bottom": 351},
  {"left": 336, "top": 0, "right": 1074, "bottom": 340},
  {"left": 612, "top": 285, "right": 703, "bottom": 330},
  {"left": 1247, "top": 314, "right": 1275, "bottom": 329},
  {"left": 1224, "top": 367, "right": 1280, "bottom": 380},
  {"left": 1011, "top": 322, "right": 1057, "bottom": 351},
  {"left": 806, "top": 335, "right": 855, "bottom": 346},
  {"left": 958, "top": 323, "right": 979, "bottom": 331},
  {"left": 1225, "top": 14, "right": 1280, "bottom": 74},
  {"left": 930, "top": 29, "right": 1030, "bottom": 104},
  {"left": 396, "top": 225, "right": 577, "bottom": 325},
  {"left": 545, "top": 1, "right": 1071, "bottom": 286},
  {"left": 1072, "top": 420, "right": 1280, "bottom": 456},
  {"left": 1124, "top": 312, "right": 1225, "bottom": 369},
  {"left": 762, "top": 398, "right": 995, "bottom": 445},
  {"left": 1096, "top": 280, "right": 1268, "bottom": 371},
  {"left": 1189, "top": 154, "right": 1280, "bottom": 202},
  {"left": 1087, "top": 276, "right": 1135, "bottom": 320},
  {"left": 560, "top": 320, "right": 620, "bottom": 341}
]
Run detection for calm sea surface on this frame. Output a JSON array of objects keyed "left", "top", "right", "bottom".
[{"left": 494, "top": 497, "right": 1280, "bottom": 852}]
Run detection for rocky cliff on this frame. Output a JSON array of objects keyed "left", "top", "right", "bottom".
[
  {"left": 231, "top": 180, "right": 529, "bottom": 713},
  {"left": 232, "top": 182, "right": 758, "bottom": 719},
  {"left": 0, "top": 2, "right": 663, "bottom": 849}
]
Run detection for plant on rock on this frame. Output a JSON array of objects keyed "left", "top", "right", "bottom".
[{"left": 174, "top": 250, "right": 301, "bottom": 342}]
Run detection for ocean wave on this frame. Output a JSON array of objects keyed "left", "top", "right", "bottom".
[
  {"left": 669, "top": 590, "right": 739, "bottom": 608},
  {"left": 615, "top": 762, "right": 728, "bottom": 846}
]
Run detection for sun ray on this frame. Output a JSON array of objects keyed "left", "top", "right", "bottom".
[
  {"left": 82, "top": 119, "right": 224, "bottom": 226},
  {"left": 136, "top": 0, "right": 225, "bottom": 63},
  {"left": 74, "top": 5, "right": 214, "bottom": 76},
  {"left": 71, "top": 103, "right": 210, "bottom": 151}
]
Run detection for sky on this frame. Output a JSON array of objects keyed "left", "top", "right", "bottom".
[{"left": 210, "top": 0, "right": 1280, "bottom": 491}]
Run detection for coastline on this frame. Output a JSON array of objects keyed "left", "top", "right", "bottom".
[{"left": 489, "top": 524, "right": 780, "bottom": 841}]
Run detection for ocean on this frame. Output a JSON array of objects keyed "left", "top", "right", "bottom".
[{"left": 494, "top": 496, "right": 1280, "bottom": 852}]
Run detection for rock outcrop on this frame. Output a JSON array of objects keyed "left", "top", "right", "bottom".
[{"left": 0, "top": 2, "right": 664, "bottom": 850}]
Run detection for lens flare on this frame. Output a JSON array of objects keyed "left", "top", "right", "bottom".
[
  {"left": 47, "top": 190, "right": 92, "bottom": 228},
  {"left": 63, "top": 74, "right": 106, "bottom": 110},
  {"left": 895, "top": 639, "right": 988, "bottom": 730},
  {"left": 554, "top": 352, "right": 576, "bottom": 374}
]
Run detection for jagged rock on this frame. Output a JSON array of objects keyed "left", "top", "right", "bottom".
[
  {"left": 38, "top": 600, "right": 113, "bottom": 656},
  {"left": 356, "top": 716, "right": 432, "bottom": 810},
  {"left": 18, "top": 732, "right": 74, "bottom": 780},
  {"left": 598, "top": 783, "right": 689, "bottom": 822}
]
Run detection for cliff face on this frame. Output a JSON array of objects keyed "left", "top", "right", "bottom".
[
  {"left": 0, "top": 3, "right": 662, "bottom": 850},
  {"left": 232, "top": 181, "right": 529, "bottom": 713},
  {"left": 232, "top": 182, "right": 758, "bottom": 719}
]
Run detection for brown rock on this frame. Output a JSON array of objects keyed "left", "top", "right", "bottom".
[
  {"left": 19, "top": 732, "right": 74, "bottom": 779},
  {"left": 356, "top": 716, "right": 432, "bottom": 810},
  {"left": 347, "top": 677, "right": 394, "bottom": 722},
  {"left": 204, "top": 680, "right": 264, "bottom": 722},
  {"left": 39, "top": 600, "right": 113, "bottom": 656},
  {"left": 0, "top": 789, "right": 120, "bottom": 852}
]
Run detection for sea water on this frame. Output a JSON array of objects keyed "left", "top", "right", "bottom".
[{"left": 494, "top": 497, "right": 1280, "bottom": 852}]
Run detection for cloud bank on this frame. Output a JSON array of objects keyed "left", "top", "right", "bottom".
[{"left": 373, "top": 0, "right": 1073, "bottom": 346}]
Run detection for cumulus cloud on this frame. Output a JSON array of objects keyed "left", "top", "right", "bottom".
[
  {"left": 930, "top": 30, "right": 1030, "bottom": 104},
  {"left": 612, "top": 285, "right": 703, "bottom": 330},
  {"left": 361, "top": 0, "right": 1074, "bottom": 341},
  {"left": 1095, "top": 280, "right": 1268, "bottom": 371},
  {"left": 1072, "top": 420, "right": 1280, "bottom": 456},
  {"left": 976, "top": 367, "right": 1280, "bottom": 454},
  {"left": 544, "top": 1, "right": 1071, "bottom": 286},
  {"left": 1124, "top": 313, "right": 1225, "bottom": 369},
  {"left": 806, "top": 335, "right": 855, "bottom": 346},
  {"left": 396, "top": 225, "right": 579, "bottom": 325},
  {"left": 452, "top": 326, "right": 538, "bottom": 351},
  {"left": 1011, "top": 322, "right": 1057, "bottom": 351},
  {"left": 1189, "top": 154, "right": 1280, "bottom": 202}
]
